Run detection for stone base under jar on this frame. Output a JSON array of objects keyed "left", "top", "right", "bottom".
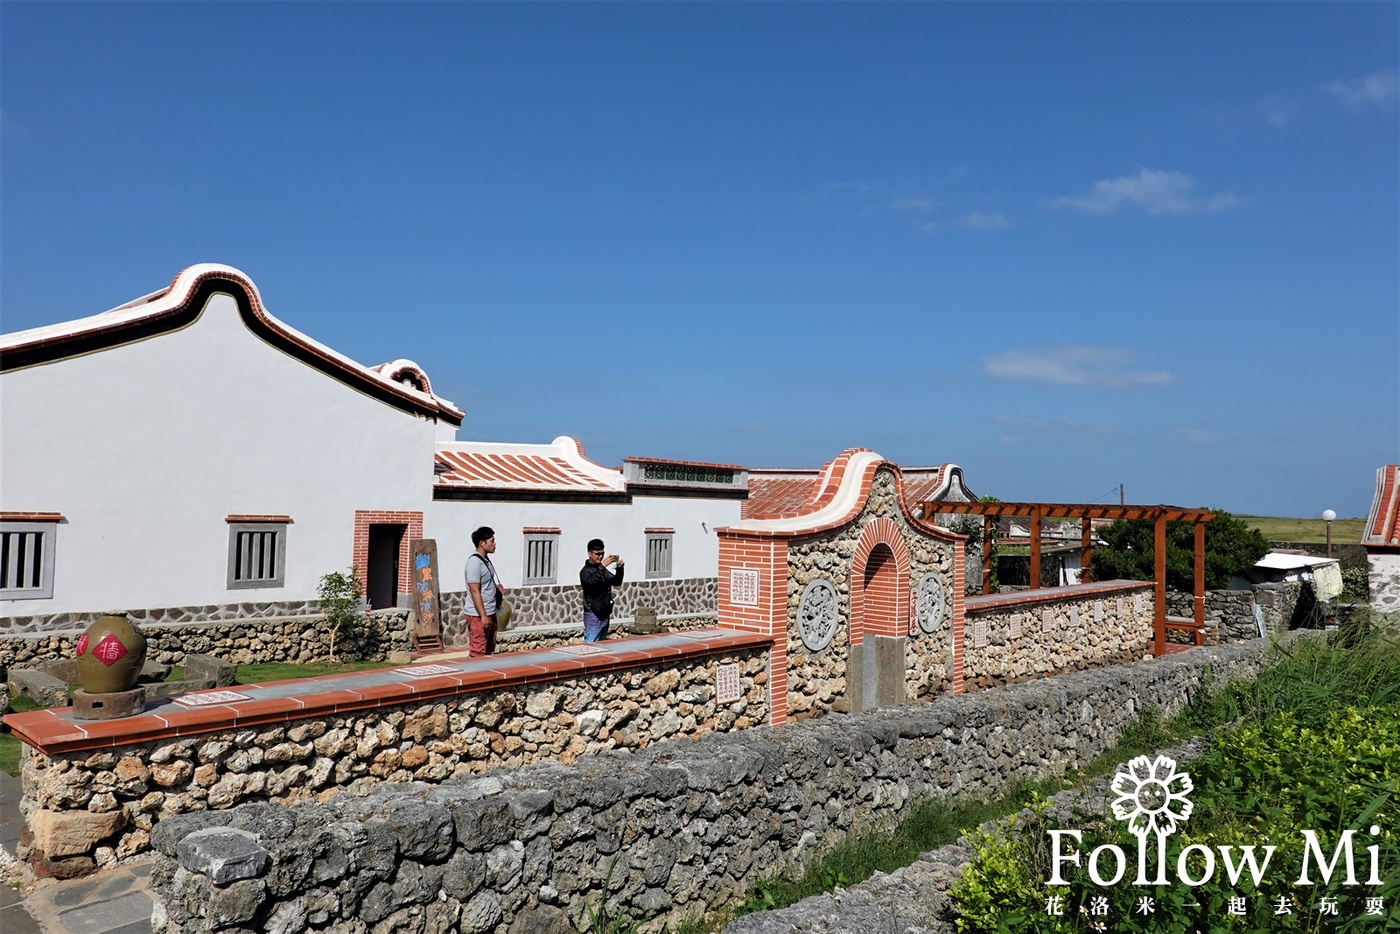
[{"left": 71, "top": 688, "right": 146, "bottom": 720}]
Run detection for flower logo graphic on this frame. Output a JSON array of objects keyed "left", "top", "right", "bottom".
[{"left": 1110, "top": 755, "right": 1193, "bottom": 839}]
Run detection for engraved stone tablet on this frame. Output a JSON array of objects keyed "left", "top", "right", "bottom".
[
  {"left": 1117, "top": 597, "right": 1125, "bottom": 617},
  {"left": 1042, "top": 608, "right": 1052, "bottom": 633},
  {"left": 796, "top": 578, "right": 839, "bottom": 652},
  {"left": 1009, "top": 613, "right": 1022, "bottom": 639},
  {"left": 173, "top": 690, "right": 251, "bottom": 707},
  {"left": 556, "top": 644, "right": 610, "bottom": 656},
  {"left": 1069, "top": 605, "right": 1080, "bottom": 627},
  {"left": 395, "top": 664, "right": 457, "bottom": 677},
  {"left": 715, "top": 662, "right": 741, "bottom": 705},
  {"left": 1094, "top": 601, "right": 1104, "bottom": 622},
  {"left": 1134, "top": 593, "right": 1143, "bottom": 613},
  {"left": 973, "top": 619, "right": 988, "bottom": 649},
  {"left": 915, "top": 573, "right": 947, "bottom": 635},
  {"left": 730, "top": 568, "right": 760, "bottom": 607}
]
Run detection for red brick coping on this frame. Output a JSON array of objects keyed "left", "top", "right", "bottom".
[
  {"left": 4, "top": 629, "right": 772, "bottom": 756},
  {"left": 963, "top": 579, "right": 1154, "bottom": 613}
]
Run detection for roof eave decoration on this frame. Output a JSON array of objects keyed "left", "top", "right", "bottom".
[
  {"left": 0, "top": 264, "right": 464, "bottom": 427},
  {"left": 1363, "top": 465, "right": 1400, "bottom": 548},
  {"left": 432, "top": 436, "right": 626, "bottom": 497},
  {"left": 719, "top": 449, "right": 961, "bottom": 540}
]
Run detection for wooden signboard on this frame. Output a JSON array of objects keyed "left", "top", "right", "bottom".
[{"left": 410, "top": 539, "right": 442, "bottom": 650}]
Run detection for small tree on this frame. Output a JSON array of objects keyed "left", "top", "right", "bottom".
[
  {"left": 318, "top": 566, "right": 365, "bottom": 662},
  {"left": 1090, "top": 509, "right": 1269, "bottom": 591}
]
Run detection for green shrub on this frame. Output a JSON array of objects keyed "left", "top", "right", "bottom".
[{"left": 317, "top": 566, "right": 365, "bottom": 662}]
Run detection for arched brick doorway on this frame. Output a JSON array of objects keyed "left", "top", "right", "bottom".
[{"left": 848, "top": 518, "right": 911, "bottom": 711}]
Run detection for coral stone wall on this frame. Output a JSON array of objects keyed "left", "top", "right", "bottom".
[
  {"left": 0, "top": 599, "right": 328, "bottom": 637},
  {"left": 784, "top": 471, "right": 957, "bottom": 718},
  {"left": 1165, "top": 589, "right": 1258, "bottom": 643},
  {"left": 439, "top": 577, "right": 717, "bottom": 647},
  {"left": 1367, "top": 553, "right": 1400, "bottom": 616},
  {"left": 147, "top": 638, "right": 1286, "bottom": 934},
  {"left": 16, "top": 648, "right": 769, "bottom": 876},
  {"left": 962, "top": 583, "right": 1155, "bottom": 689},
  {"left": 0, "top": 610, "right": 412, "bottom": 671}
]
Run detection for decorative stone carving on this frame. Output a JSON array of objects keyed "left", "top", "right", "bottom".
[
  {"left": 797, "top": 579, "right": 839, "bottom": 652},
  {"left": 915, "top": 574, "right": 947, "bottom": 635}
]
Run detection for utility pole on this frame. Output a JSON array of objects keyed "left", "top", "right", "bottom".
[{"left": 1119, "top": 483, "right": 1124, "bottom": 506}]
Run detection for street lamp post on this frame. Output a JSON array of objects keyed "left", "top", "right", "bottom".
[{"left": 1321, "top": 509, "right": 1336, "bottom": 558}]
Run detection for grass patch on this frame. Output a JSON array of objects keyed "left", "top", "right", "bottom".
[
  {"left": 1236, "top": 514, "right": 1365, "bottom": 544},
  {"left": 231, "top": 660, "right": 395, "bottom": 684}
]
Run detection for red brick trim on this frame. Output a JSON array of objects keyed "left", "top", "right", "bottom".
[
  {"left": 522, "top": 527, "right": 561, "bottom": 535},
  {"left": 850, "top": 517, "right": 912, "bottom": 642},
  {"left": 624, "top": 456, "right": 746, "bottom": 471},
  {"left": 352, "top": 510, "right": 424, "bottom": 595},
  {"left": 0, "top": 512, "right": 64, "bottom": 522},
  {"left": 644, "top": 527, "right": 675, "bottom": 534},
  {"left": 225, "top": 515, "right": 292, "bottom": 524}
]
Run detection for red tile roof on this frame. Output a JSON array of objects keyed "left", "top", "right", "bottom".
[
  {"left": 1364, "top": 465, "right": 1400, "bottom": 547},
  {"left": 433, "top": 436, "right": 623, "bottom": 495}
]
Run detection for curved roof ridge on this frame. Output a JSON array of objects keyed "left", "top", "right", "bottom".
[{"left": 1, "top": 264, "right": 464, "bottom": 425}]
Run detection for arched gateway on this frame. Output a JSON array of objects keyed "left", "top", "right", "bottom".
[{"left": 716, "top": 450, "right": 967, "bottom": 725}]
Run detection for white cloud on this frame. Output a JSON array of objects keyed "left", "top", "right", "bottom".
[
  {"left": 988, "top": 414, "right": 1120, "bottom": 445},
  {"left": 1325, "top": 69, "right": 1400, "bottom": 110},
  {"left": 1256, "top": 95, "right": 1298, "bottom": 127},
  {"left": 892, "top": 196, "right": 937, "bottom": 213},
  {"left": 958, "top": 211, "right": 1011, "bottom": 231},
  {"left": 1051, "top": 168, "right": 1244, "bottom": 216},
  {"left": 981, "top": 345, "right": 1176, "bottom": 388}
]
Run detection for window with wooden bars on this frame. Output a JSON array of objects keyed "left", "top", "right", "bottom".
[
  {"left": 645, "top": 532, "right": 673, "bottom": 580},
  {"left": 523, "top": 532, "right": 558, "bottom": 585},
  {"left": 227, "top": 523, "right": 286, "bottom": 589},
  {"left": 0, "top": 522, "right": 57, "bottom": 600}
]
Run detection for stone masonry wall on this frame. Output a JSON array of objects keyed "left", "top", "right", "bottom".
[
  {"left": 1165, "top": 589, "right": 1257, "bottom": 643},
  {"left": 0, "top": 611, "right": 412, "bottom": 674},
  {"left": 439, "top": 578, "right": 717, "bottom": 648},
  {"left": 1367, "top": 553, "right": 1400, "bottom": 617},
  {"left": 786, "top": 470, "right": 957, "bottom": 719},
  {"left": 18, "top": 648, "right": 769, "bottom": 877},
  {"left": 962, "top": 585, "right": 1155, "bottom": 690},
  {"left": 147, "top": 638, "right": 1284, "bottom": 934},
  {"left": 0, "top": 599, "right": 326, "bottom": 637}
]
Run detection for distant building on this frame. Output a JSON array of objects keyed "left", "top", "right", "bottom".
[{"left": 1362, "top": 465, "right": 1400, "bottom": 615}]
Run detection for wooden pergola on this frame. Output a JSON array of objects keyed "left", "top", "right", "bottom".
[{"left": 921, "top": 501, "right": 1215, "bottom": 656}]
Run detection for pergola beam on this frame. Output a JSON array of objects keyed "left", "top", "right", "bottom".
[{"left": 922, "top": 499, "right": 1216, "bottom": 655}]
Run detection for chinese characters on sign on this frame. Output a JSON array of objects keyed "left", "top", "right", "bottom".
[
  {"left": 730, "top": 568, "right": 759, "bottom": 607},
  {"left": 715, "top": 662, "right": 741, "bottom": 704},
  {"left": 410, "top": 539, "right": 441, "bottom": 648}
]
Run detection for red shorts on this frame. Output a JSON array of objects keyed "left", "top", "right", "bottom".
[{"left": 465, "top": 614, "right": 497, "bottom": 656}]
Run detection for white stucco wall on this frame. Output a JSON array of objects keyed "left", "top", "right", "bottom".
[
  {"left": 426, "top": 493, "right": 740, "bottom": 592},
  {"left": 0, "top": 292, "right": 439, "bottom": 616}
]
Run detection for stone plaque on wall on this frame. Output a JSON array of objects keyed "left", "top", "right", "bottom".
[
  {"left": 1117, "top": 597, "right": 1125, "bottom": 617},
  {"left": 731, "top": 568, "right": 760, "bottom": 607},
  {"left": 915, "top": 573, "right": 947, "bottom": 634},
  {"left": 1095, "top": 601, "right": 1104, "bottom": 622},
  {"left": 1069, "top": 605, "right": 1079, "bottom": 627},
  {"left": 973, "top": 619, "right": 987, "bottom": 649},
  {"left": 1009, "top": 613, "right": 1022, "bottom": 639},
  {"left": 797, "top": 578, "right": 839, "bottom": 652},
  {"left": 1042, "top": 607, "right": 1052, "bottom": 633},
  {"left": 1135, "top": 593, "right": 1143, "bottom": 613},
  {"left": 715, "top": 662, "right": 741, "bottom": 704}
]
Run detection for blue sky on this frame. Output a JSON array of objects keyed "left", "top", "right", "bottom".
[{"left": 3, "top": 2, "right": 1396, "bottom": 518}]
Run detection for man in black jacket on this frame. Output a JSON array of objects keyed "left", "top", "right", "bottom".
[{"left": 580, "top": 538, "right": 624, "bottom": 642}]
